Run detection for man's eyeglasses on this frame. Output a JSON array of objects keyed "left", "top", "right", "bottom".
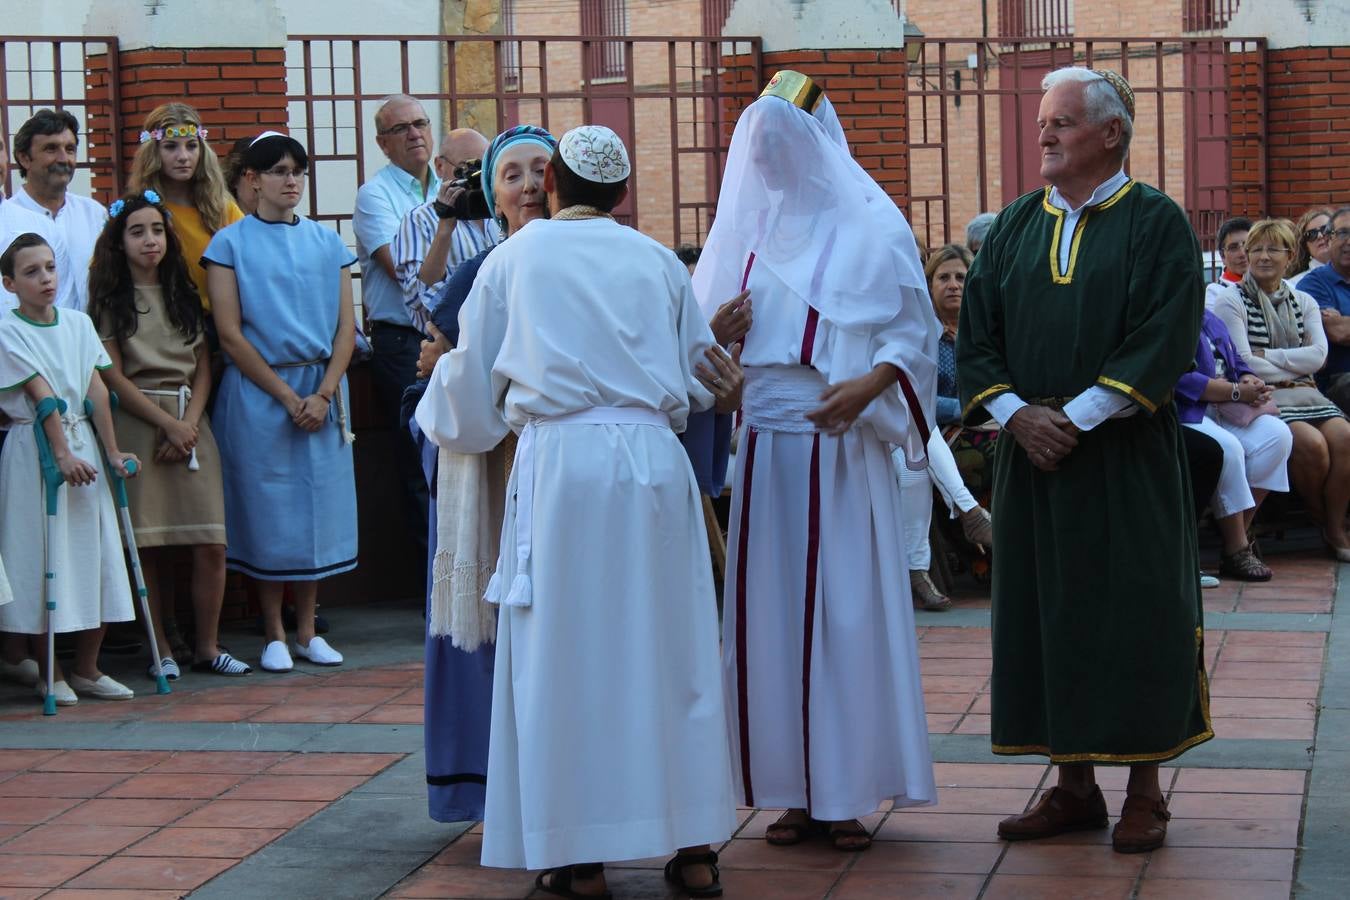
[
  {"left": 379, "top": 118, "right": 430, "bottom": 137},
  {"left": 261, "top": 166, "right": 307, "bottom": 179},
  {"left": 1222, "top": 241, "right": 1246, "bottom": 254},
  {"left": 1304, "top": 225, "right": 1331, "bottom": 241},
  {"left": 1330, "top": 229, "right": 1350, "bottom": 242}
]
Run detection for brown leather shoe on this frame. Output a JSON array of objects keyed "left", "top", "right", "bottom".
[
  {"left": 997, "top": 785, "right": 1109, "bottom": 841},
  {"left": 1112, "top": 794, "right": 1171, "bottom": 853}
]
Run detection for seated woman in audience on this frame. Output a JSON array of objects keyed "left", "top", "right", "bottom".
[
  {"left": 1214, "top": 218, "right": 1350, "bottom": 560},
  {"left": 895, "top": 244, "right": 993, "bottom": 611},
  {"left": 1207, "top": 216, "right": 1251, "bottom": 310},
  {"left": 203, "top": 132, "right": 358, "bottom": 671},
  {"left": 1287, "top": 208, "right": 1332, "bottom": 289},
  {"left": 1175, "top": 307, "right": 1293, "bottom": 581}
]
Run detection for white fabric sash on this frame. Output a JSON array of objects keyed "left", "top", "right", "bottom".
[
  {"left": 13, "top": 408, "right": 89, "bottom": 451},
  {"left": 486, "top": 406, "right": 672, "bottom": 608},
  {"left": 742, "top": 365, "right": 826, "bottom": 434}
]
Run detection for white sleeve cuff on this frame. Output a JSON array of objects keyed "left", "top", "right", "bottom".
[
  {"left": 1063, "top": 385, "right": 1135, "bottom": 431},
  {"left": 985, "top": 391, "right": 1028, "bottom": 427}
]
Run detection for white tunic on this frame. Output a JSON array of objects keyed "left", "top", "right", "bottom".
[
  {"left": 721, "top": 260, "right": 938, "bottom": 822},
  {"left": 0, "top": 308, "right": 133, "bottom": 633},
  {"left": 416, "top": 217, "right": 737, "bottom": 870}
]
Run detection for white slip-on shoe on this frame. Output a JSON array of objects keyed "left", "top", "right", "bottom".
[
  {"left": 66, "top": 673, "right": 134, "bottom": 701},
  {"left": 260, "top": 640, "right": 294, "bottom": 673},
  {"left": 2, "top": 657, "right": 40, "bottom": 687},
  {"left": 34, "top": 679, "right": 78, "bottom": 706},
  {"left": 292, "top": 636, "right": 343, "bottom": 666},
  {"left": 1199, "top": 573, "right": 1220, "bottom": 589}
]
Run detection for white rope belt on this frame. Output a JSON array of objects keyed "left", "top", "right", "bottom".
[
  {"left": 742, "top": 365, "right": 827, "bottom": 433},
  {"left": 273, "top": 359, "right": 355, "bottom": 445},
  {"left": 143, "top": 385, "right": 199, "bottom": 470},
  {"left": 14, "top": 408, "right": 89, "bottom": 451},
  {"left": 486, "top": 406, "right": 672, "bottom": 608}
]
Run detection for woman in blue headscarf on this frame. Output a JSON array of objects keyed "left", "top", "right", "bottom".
[{"left": 410, "top": 124, "right": 557, "bottom": 824}]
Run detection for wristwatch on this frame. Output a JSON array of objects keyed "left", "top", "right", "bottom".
[{"left": 1231, "top": 383, "right": 1242, "bottom": 402}]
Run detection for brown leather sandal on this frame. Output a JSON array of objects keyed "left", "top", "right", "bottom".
[
  {"left": 828, "top": 820, "right": 872, "bottom": 851},
  {"left": 1219, "top": 544, "right": 1272, "bottom": 582},
  {"left": 765, "top": 810, "right": 824, "bottom": 846}
]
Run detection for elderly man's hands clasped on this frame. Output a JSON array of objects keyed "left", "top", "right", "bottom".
[{"left": 1007, "top": 405, "right": 1079, "bottom": 472}]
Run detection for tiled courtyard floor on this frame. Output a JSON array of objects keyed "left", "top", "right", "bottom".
[{"left": 0, "top": 545, "right": 1344, "bottom": 898}]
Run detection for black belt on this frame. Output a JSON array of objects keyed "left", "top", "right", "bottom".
[{"left": 368, "top": 321, "right": 421, "bottom": 334}]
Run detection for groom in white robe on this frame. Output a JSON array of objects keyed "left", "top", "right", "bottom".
[{"left": 415, "top": 125, "right": 736, "bottom": 896}]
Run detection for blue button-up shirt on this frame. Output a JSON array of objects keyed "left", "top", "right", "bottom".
[
  {"left": 1299, "top": 262, "right": 1350, "bottom": 379},
  {"left": 352, "top": 163, "right": 440, "bottom": 326}
]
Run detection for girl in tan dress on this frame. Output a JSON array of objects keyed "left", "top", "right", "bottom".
[{"left": 88, "top": 191, "right": 250, "bottom": 677}]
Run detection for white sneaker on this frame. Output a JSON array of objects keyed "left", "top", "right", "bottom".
[
  {"left": 293, "top": 636, "right": 343, "bottom": 666},
  {"left": 260, "top": 640, "right": 293, "bottom": 673},
  {"left": 2, "top": 657, "right": 40, "bottom": 687},
  {"left": 35, "top": 679, "right": 78, "bottom": 706},
  {"left": 1200, "top": 573, "right": 1220, "bottom": 589},
  {"left": 67, "top": 673, "right": 134, "bottom": 701}
]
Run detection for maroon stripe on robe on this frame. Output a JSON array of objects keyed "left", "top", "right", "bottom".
[
  {"left": 896, "top": 369, "right": 931, "bottom": 450},
  {"left": 800, "top": 432, "right": 822, "bottom": 811},
  {"left": 734, "top": 427, "right": 759, "bottom": 806}
]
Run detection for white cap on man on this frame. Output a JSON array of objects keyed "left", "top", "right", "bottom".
[{"left": 557, "top": 125, "right": 631, "bottom": 183}]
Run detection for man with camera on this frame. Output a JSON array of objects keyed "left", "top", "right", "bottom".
[{"left": 392, "top": 129, "right": 501, "bottom": 334}]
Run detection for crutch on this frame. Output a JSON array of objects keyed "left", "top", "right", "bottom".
[
  {"left": 85, "top": 397, "right": 170, "bottom": 696},
  {"left": 32, "top": 396, "right": 67, "bottom": 716}
]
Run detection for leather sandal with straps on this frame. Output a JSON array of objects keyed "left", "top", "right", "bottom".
[
  {"left": 535, "top": 863, "right": 612, "bottom": 899},
  {"left": 1112, "top": 794, "right": 1172, "bottom": 853},
  {"left": 663, "top": 849, "right": 722, "bottom": 897},
  {"left": 1219, "top": 543, "right": 1272, "bottom": 582},
  {"left": 910, "top": 570, "right": 952, "bottom": 612}
]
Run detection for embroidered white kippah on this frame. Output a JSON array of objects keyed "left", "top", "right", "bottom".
[{"left": 558, "top": 125, "right": 631, "bottom": 184}]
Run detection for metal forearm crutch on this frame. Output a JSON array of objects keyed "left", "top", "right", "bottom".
[
  {"left": 84, "top": 397, "right": 170, "bottom": 696},
  {"left": 32, "top": 396, "right": 66, "bottom": 716}
]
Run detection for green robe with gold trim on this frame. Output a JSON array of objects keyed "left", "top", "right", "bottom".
[{"left": 957, "top": 180, "right": 1212, "bottom": 764}]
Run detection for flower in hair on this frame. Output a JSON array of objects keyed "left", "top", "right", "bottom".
[
  {"left": 143, "top": 189, "right": 161, "bottom": 204},
  {"left": 109, "top": 199, "right": 125, "bottom": 218}
]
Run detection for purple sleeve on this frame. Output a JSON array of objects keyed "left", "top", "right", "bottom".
[{"left": 1175, "top": 370, "right": 1210, "bottom": 402}]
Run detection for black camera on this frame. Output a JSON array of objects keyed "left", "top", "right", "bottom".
[{"left": 433, "top": 158, "right": 492, "bottom": 221}]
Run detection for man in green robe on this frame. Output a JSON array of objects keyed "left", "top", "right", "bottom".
[{"left": 957, "top": 67, "right": 1211, "bottom": 854}]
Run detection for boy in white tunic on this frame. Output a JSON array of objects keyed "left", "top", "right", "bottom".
[
  {"left": 415, "top": 126, "right": 737, "bottom": 898},
  {"left": 693, "top": 72, "right": 940, "bottom": 849},
  {"left": 0, "top": 233, "right": 138, "bottom": 706}
]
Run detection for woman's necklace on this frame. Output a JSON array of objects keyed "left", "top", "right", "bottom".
[{"left": 552, "top": 205, "right": 614, "bottom": 222}]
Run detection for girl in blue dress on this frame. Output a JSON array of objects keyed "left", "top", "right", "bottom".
[{"left": 203, "top": 133, "right": 358, "bottom": 673}]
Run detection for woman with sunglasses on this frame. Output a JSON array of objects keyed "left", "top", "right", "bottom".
[{"left": 1288, "top": 208, "right": 1333, "bottom": 289}]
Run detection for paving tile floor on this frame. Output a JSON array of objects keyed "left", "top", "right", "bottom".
[{"left": 0, "top": 546, "right": 1340, "bottom": 898}]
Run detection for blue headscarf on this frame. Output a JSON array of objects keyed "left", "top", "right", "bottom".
[{"left": 480, "top": 125, "right": 557, "bottom": 227}]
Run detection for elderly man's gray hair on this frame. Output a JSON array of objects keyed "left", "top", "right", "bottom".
[
  {"left": 374, "top": 94, "right": 426, "bottom": 131},
  {"left": 966, "top": 212, "right": 997, "bottom": 251},
  {"left": 1041, "top": 67, "right": 1133, "bottom": 158}
]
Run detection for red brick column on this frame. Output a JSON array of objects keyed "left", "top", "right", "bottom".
[
  {"left": 1262, "top": 46, "right": 1350, "bottom": 219},
  {"left": 759, "top": 49, "right": 910, "bottom": 207},
  {"left": 1227, "top": 48, "right": 1266, "bottom": 218},
  {"left": 84, "top": 47, "right": 288, "bottom": 203}
]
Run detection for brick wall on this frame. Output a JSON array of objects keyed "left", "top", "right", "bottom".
[
  {"left": 1227, "top": 47, "right": 1265, "bottom": 217},
  {"left": 85, "top": 48, "right": 288, "bottom": 200},
  {"left": 754, "top": 49, "right": 910, "bottom": 208},
  {"left": 1261, "top": 46, "right": 1350, "bottom": 220}
]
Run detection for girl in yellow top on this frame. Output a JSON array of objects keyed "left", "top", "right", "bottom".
[{"left": 129, "top": 103, "right": 244, "bottom": 317}]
